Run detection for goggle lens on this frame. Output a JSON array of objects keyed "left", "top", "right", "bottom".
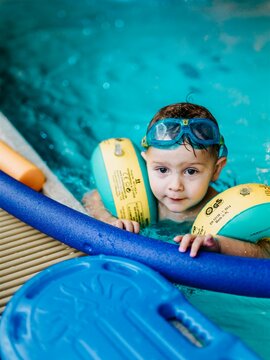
[
  {"left": 154, "top": 122, "right": 181, "bottom": 141},
  {"left": 190, "top": 121, "right": 218, "bottom": 142}
]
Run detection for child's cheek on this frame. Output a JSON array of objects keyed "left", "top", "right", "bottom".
[{"left": 149, "top": 179, "right": 162, "bottom": 200}]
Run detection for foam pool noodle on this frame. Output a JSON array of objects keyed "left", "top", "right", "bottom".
[{"left": 0, "top": 140, "right": 45, "bottom": 191}]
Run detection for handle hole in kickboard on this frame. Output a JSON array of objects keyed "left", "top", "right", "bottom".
[
  {"left": 159, "top": 304, "right": 211, "bottom": 348},
  {"left": 168, "top": 317, "right": 208, "bottom": 348}
]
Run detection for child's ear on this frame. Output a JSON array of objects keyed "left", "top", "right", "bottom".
[
  {"left": 141, "top": 151, "right": 147, "bottom": 161},
  {"left": 212, "top": 157, "right": 227, "bottom": 181}
]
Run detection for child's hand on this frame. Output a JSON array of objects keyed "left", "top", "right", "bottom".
[
  {"left": 173, "top": 233, "right": 220, "bottom": 257},
  {"left": 111, "top": 219, "right": 140, "bottom": 234}
]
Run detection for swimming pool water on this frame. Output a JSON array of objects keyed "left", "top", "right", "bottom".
[
  {"left": 1, "top": 0, "right": 270, "bottom": 358},
  {"left": 0, "top": 0, "right": 269, "bottom": 200}
]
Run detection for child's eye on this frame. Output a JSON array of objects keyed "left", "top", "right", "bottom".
[
  {"left": 157, "top": 167, "right": 168, "bottom": 174},
  {"left": 185, "top": 168, "right": 198, "bottom": 175}
]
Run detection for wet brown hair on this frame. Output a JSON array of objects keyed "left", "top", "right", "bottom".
[{"left": 148, "top": 102, "right": 218, "bottom": 131}]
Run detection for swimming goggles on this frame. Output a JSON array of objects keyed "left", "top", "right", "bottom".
[{"left": 141, "top": 118, "right": 228, "bottom": 157}]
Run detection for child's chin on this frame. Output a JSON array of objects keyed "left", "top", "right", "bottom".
[{"left": 167, "top": 204, "right": 188, "bottom": 213}]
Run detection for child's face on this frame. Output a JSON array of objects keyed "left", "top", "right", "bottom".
[{"left": 141, "top": 144, "right": 225, "bottom": 216}]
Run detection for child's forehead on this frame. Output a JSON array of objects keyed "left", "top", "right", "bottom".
[
  {"left": 146, "top": 144, "right": 205, "bottom": 156},
  {"left": 145, "top": 144, "right": 213, "bottom": 164}
]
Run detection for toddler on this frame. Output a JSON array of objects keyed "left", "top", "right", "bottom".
[{"left": 83, "top": 102, "right": 270, "bottom": 258}]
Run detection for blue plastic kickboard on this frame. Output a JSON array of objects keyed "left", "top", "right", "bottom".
[{"left": 0, "top": 256, "right": 258, "bottom": 360}]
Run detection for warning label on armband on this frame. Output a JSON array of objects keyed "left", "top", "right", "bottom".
[
  {"left": 112, "top": 168, "right": 139, "bottom": 201},
  {"left": 118, "top": 201, "right": 147, "bottom": 224},
  {"left": 100, "top": 139, "right": 151, "bottom": 227}
]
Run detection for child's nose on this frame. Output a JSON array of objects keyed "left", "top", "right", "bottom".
[{"left": 169, "top": 176, "right": 184, "bottom": 191}]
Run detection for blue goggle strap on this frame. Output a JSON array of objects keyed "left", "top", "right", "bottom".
[{"left": 218, "top": 135, "right": 228, "bottom": 158}]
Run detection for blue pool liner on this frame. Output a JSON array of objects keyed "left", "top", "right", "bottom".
[
  {"left": 0, "top": 170, "right": 270, "bottom": 298},
  {"left": 0, "top": 255, "right": 259, "bottom": 360}
]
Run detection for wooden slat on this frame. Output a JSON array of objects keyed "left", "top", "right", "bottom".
[{"left": 0, "top": 208, "right": 85, "bottom": 313}]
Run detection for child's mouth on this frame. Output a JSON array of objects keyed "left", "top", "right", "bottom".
[{"left": 168, "top": 197, "right": 186, "bottom": 202}]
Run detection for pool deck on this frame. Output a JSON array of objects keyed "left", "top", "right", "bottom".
[
  {"left": 0, "top": 113, "right": 86, "bottom": 313},
  {"left": 0, "top": 113, "right": 85, "bottom": 211}
]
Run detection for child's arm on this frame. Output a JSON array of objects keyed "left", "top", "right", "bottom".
[
  {"left": 82, "top": 190, "right": 140, "bottom": 233},
  {"left": 174, "top": 234, "right": 270, "bottom": 258}
]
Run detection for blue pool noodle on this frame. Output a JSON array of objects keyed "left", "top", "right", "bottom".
[{"left": 0, "top": 170, "right": 270, "bottom": 298}]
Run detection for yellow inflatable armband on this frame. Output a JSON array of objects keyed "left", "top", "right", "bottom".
[
  {"left": 91, "top": 138, "right": 157, "bottom": 227},
  {"left": 192, "top": 183, "right": 270, "bottom": 243}
]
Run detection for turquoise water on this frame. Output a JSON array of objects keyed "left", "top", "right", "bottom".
[
  {"left": 178, "top": 285, "right": 270, "bottom": 359},
  {"left": 1, "top": 0, "right": 270, "bottom": 358},
  {"left": 0, "top": 0, "right": 269, "bottom": 200}
]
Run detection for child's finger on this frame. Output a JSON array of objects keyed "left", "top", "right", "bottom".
[
  {"left": 123, "top": 220, "right": 135, "bottom": 232},
  {"left": 179, "top": 234, "right": 194, "bottom": 253},
  {"left": 204, "top": 234, "right": 220, "bottom": 252},
  {"left": 190, "top": 236, "right": 204, "bottom": 257},
  {"left": 113, "top": 219, "right": 124, "bottom": 229},
  {"left": 132, "top": 221, "right": 140, "bottom": 234},
  {"left": 173, "top": 235, "right": 183, "bottom": 243},
  {"left": 204, "top": 234, "right": 216, "bottom": 247}
]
